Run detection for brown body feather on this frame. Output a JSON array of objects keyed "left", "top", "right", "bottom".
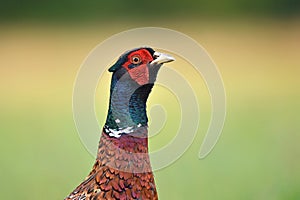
[{"left": 65, "top": 127, "right": 158, "bottom": 200}]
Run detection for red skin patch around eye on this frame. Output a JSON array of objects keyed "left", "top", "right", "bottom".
[{"left": 122, "top": 49, "right": 153, "bottom": 85}]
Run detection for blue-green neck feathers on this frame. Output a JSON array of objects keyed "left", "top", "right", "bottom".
[{"left": 105, "top": 68, "right": 154, "bottom": 130}]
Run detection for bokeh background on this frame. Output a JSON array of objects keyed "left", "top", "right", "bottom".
[{"left": 1, "top": 1, "right": 300, "bottom": 199}]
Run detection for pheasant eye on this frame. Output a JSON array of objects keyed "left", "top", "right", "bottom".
[{"left": 131, "top": 55, "right": 142, "bottom": 64}]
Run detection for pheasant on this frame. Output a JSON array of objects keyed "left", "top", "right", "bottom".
[{"left": 65, "top": 47, "right": 175, "bottom": 200}]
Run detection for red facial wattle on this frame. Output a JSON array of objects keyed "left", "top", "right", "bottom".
[
  {"left": 127, "top": 64, "right": 149, "bottom": 85},
  {"left": 122, "top": 49, "right": 154, "bottom": 85}
]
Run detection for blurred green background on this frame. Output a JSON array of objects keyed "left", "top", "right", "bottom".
[{"left": 1, "top": 1, "right": 300, "bottom": 199}]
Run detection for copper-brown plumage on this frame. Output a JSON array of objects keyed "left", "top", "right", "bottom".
[{"left": 65, "top": 128, "right": 157, "bottom": 200}]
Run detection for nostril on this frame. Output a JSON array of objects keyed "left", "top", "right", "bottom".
[{"left": 153, "top": 52, "right": 161, "bottom": 59}]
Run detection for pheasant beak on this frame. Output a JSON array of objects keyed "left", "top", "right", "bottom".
[{"left": 150, "top": 52, "right": 175, "bottom": 65}]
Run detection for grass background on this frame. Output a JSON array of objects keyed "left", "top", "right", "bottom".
[{"left": 1, "top": 1, "right": 300, "bottom": 199}]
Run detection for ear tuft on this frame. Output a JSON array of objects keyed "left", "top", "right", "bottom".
[
  {"left": 108, "top": 64, "right": 118, "bottom": 72},
  {"left": 108, "top": 54, "right": 127, "bottom": 72}
]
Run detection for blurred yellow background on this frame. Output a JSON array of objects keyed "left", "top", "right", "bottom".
[{"left": 1, "top": 1, "right": 300, "bottom": 199}]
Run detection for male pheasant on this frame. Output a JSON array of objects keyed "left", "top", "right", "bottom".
[{"left": 65, "top": 47, "right": 175, "bottom": 200}]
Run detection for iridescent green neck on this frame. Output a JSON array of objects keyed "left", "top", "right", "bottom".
[{"left": 105, "top": 71, "right": 154, "bottom": 130}]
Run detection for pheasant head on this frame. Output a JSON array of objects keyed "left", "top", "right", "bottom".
[{"left": 105, "top": 47, "right": 175, "bottom": 136}]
